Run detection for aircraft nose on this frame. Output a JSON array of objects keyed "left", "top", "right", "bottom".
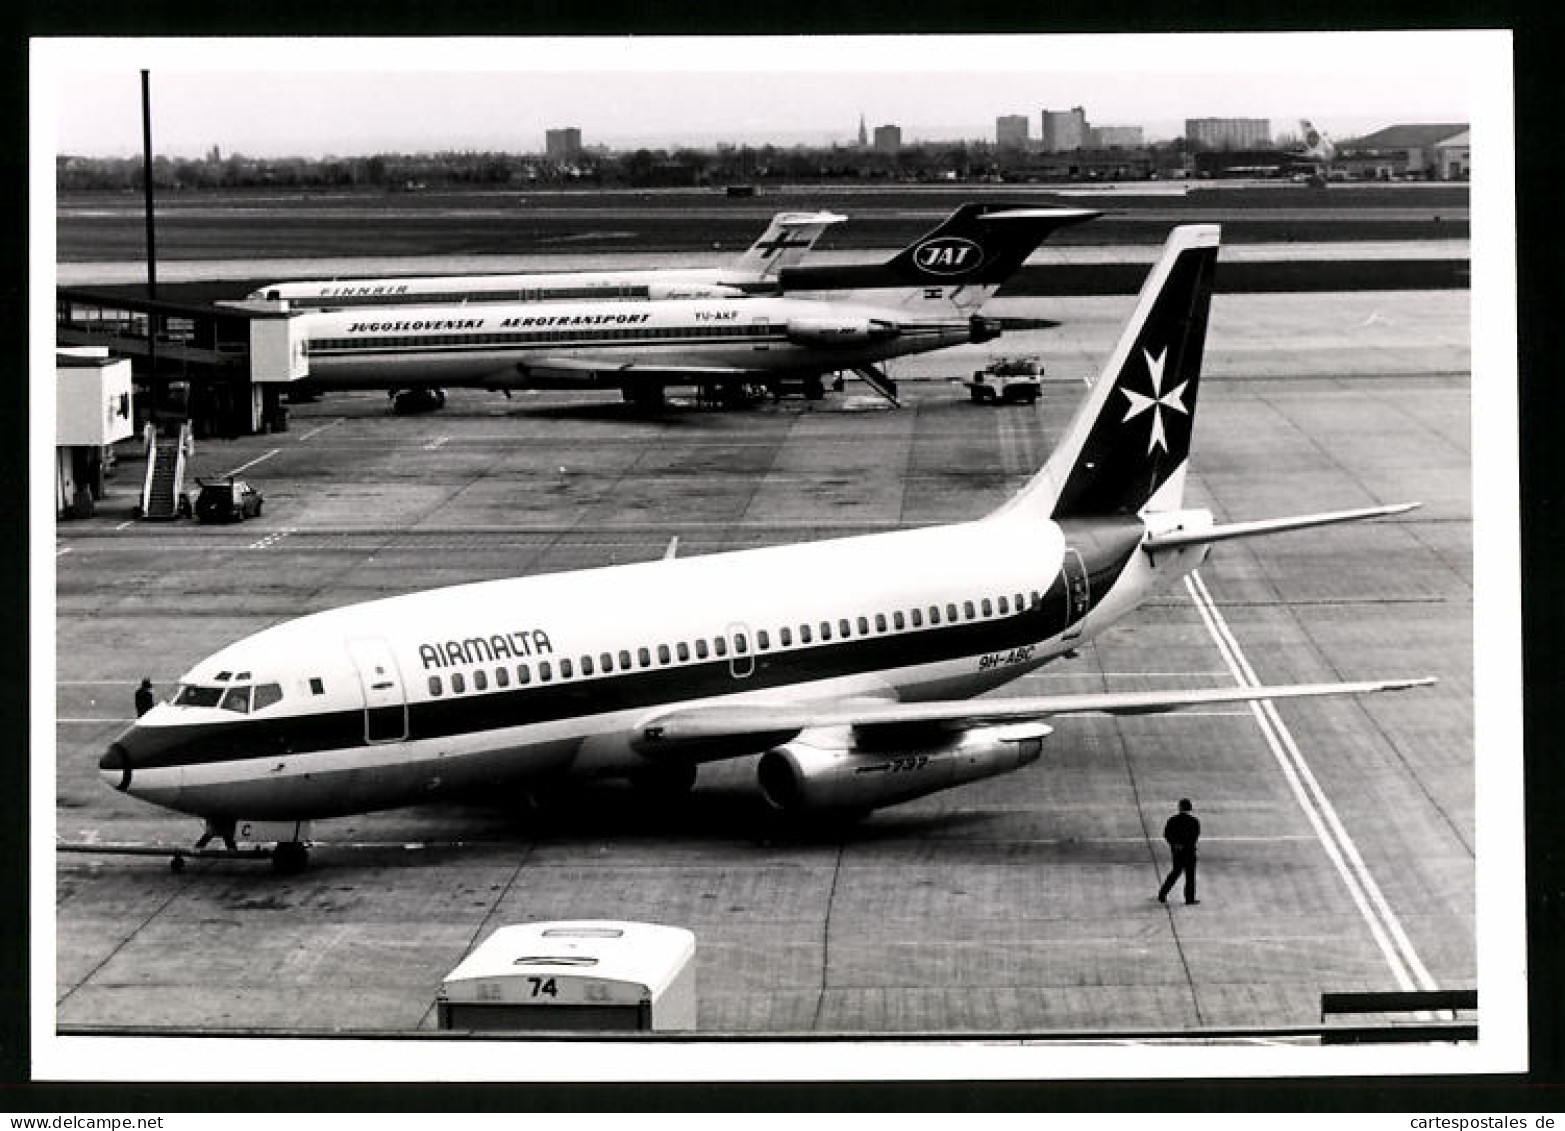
[{"left": 100, "top": 741, "right": 132, "bottom": 792}]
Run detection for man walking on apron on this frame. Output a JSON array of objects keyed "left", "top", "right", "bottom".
[{"left": 1157, "top": 798, "right": 1201, "bottom": 905}]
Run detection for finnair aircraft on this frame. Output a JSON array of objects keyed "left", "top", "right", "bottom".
[
  {"left": 100, "top": 225, "right": 1431, "bottom": 872},
  {"left": 292, "top": 203, "right": 1098, "bottom": 410},
  {"left": 247, "top": 210, "right": 850, "bottom": 308}
]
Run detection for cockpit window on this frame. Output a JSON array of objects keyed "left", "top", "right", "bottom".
[
  {"left": 174, "top": 684, "right": 223, "bottom": 708},
  {"left": 174, "top": 682, "right": 273, "bottom": 713}
]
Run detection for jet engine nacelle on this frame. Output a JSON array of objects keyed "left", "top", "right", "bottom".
[
  {"left": 785, "top": 318, "right": 899, "bottom": 346},
  {"left": 756, "top": 723, "right": 1049, "bottom": 813},
  {"left": 969, "top": 315, "right": 1003, "bottom": 343}
]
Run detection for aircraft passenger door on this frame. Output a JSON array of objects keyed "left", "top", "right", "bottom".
[
  {"left": 726, "top": 622, "right": 756, "bottom": 679},
  {"left": 751, "top": 315, "right": 770, "bottom": 352},
  {"left": 346, "top": 637, "right": 408, "bottom": 743},
  {"left": 1060, "top": 547, "right": 1091, "bottom": 643}
]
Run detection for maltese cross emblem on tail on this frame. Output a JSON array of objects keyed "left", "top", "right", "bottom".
[{"left": 1120, "top": 347, "right": 1189, "bottom": 454}]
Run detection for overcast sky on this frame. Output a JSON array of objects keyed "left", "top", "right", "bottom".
[{"left": 37, "top": 33, "right": 1500, "bottom": 158}]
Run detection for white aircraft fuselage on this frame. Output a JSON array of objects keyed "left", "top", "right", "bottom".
[
  {"left": 296, "top": 294, "right": 981, "bottom": 388},
  {"left": 247, "top": 210, "right": 849, "bottom": 307},
  {"left": 104, "top": 510, "right": 1187, "bottom": 820}
]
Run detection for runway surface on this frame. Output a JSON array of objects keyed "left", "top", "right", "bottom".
[{"left": 50, "top": 287, "right": 1478, "bottom": 1060}]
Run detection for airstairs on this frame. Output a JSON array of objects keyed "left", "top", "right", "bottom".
[{"left": 139, "top": 422, "right": 190, "bottom": 520}]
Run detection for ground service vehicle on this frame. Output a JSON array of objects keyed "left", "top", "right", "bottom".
[{"left": 965, "top": 357, "right": 1042, "bottom": 405}]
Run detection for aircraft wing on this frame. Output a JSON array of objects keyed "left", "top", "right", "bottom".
[{"left": 633, "top": 677, "right": 1435, "bottom": 751}]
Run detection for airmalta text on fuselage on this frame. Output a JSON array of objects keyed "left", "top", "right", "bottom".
[{"left": 417, "top": 628, "right": 555, "bottom": 671}]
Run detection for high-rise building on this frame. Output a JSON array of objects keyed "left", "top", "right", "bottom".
[
  {"left": 996, "top": 114, "right": 1031, "bottom": 150},
  {"left": 857, "top": 113, "right": 868, "bottom": 148},
  {"left": 1087, "top": 125, "right": 1144, "bottom": 149},
  {"left": 545, "top": 127, "right": 583, "bottom": 161},
  {"left": 1040, "top": 107, "right": 1088, "bottom": 152},
  {"left": 873, "top": 124, "right": 902, "bottom": 154},
  {"left": 1184, "top": 118, "right": 1271, "bottom": 151}
]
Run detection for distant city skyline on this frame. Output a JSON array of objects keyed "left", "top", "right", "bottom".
[{"left": 36, "top": 33, "right": 1494, "bottom": 159}]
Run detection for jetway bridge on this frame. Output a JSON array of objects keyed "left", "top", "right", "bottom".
[{"left": 56, "top": 281, "right": 307, "bottom": 439}]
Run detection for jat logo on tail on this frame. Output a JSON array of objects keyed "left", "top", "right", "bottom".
[{"left": 913, "top": 237, "right": 984, "bottom": 275}]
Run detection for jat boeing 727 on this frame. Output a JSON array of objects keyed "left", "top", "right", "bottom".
[
  {"left": 102, "top": 224, "right": 1431, "bottom": 872},
  {"left": 288, "top": 203, "right": 1098, "bottom": 410}
]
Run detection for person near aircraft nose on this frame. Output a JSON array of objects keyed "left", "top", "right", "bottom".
[{"left": 1157, "top": 798, "right": 1201, "bottom": 905}]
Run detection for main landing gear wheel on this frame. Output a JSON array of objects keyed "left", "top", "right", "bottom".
[
  {"left": 622, "top": 384, "right": 667, "bottom": 411},
  {"left": 391, "top": 388, "right": 446, "bottom": 414},
  {"left": 271, "top": 842, "right": 310, "bottom": 875}
]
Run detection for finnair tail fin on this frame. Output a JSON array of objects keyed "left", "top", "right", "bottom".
[
  {"left": 993, "top": 224, "right": 1220, "bottom": 522},
  {"left": 779, "top": 202, "right": 1098, "bottom": 313},
  {"left": 729, "top": 211, "right": 848, "bottom": 278}
]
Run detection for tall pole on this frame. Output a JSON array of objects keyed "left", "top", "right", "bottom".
[
  {"left": 141, "top": 69, "right": 156, "bottom": 298},
  {"left": 140, "top": 69, "right": 160, "bottom": 414}
]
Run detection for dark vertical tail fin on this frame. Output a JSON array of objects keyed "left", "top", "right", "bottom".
[
  {"left": 878, "top": 203, "right": 1099, "bottom": 288},
  {"left": 993, "top": 224, "right": 1220, "bottom": 522},
  {"left": 777, "top": 203, "right": 1096, "bottom": 311}
]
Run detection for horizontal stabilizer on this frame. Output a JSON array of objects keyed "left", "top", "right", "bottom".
[
  {"left": 775, "top": 211, "right": 850, "bottom": 227},
  {"left": 1143, "top": 502, "right": 1421, "bottom": 552},
  {"left": 637, "top": 677, "right": 1435, "bottom": 745}
]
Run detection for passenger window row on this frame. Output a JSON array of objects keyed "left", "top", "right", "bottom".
[
  {"left": 312, "top": 324, "right": 775, "bottom": 353},
  {"left": 425, "top": 589, "right": 1044, "bottom": 699}
]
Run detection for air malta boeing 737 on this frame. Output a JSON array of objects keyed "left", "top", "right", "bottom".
[
  {"left": 100, "top": 225, "right": 1431, "bottom": 873},
  {"left": 247, "top": 210, "right": 850, "bottom": 309},
  {"left": 290, "top": 204, "right": 1098, "bottom": 410}
]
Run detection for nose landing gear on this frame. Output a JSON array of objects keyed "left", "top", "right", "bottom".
[
  {"left": 179, "top": 818, "right": 312, "bottom": 873},
  {"left": 60, "top": 820, "right": 313, "bottom": 874}
]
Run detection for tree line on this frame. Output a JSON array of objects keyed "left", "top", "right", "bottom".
[{"left": 57, "top": 139, "right": 1190, "bottom": 192}]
